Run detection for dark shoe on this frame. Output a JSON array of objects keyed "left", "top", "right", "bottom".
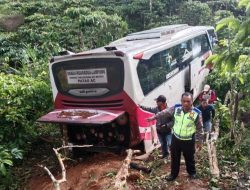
[
  {"left": 160, "top": 153, "right": 169, "bottom": 159},
  {"left": 165, "top": 175, "right": 177, "bottom": 181},
  {"left": 189, "top": 174, "right": 198, "bottom": 179}
]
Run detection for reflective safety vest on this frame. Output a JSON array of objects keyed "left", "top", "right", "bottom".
[{"left": 173, "top": 104, "right": 201, "bottom": 140}]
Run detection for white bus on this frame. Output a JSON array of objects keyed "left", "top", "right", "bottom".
[{"left": 38, "top": 24, "right": 216, "bottom": 153}]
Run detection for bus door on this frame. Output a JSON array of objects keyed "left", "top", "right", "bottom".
[
  {"left": 190, "top": 34, "right": 211, "bottom": 99},
  {"left": 189, "top": 57, "right": 202, "bottom": 99}
]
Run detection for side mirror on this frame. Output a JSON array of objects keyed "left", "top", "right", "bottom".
[{"left": 213, "top": 37, "right": 218, "bottom": 45}]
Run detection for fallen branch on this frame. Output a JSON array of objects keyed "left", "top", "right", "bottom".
[
  {"left": 206, "top": 120, "right": 220, "bottom": 178},
  {"left": 39, "top": 145, "right": 92, "bottom": 190},
  {"left": 114, "top": 149, "right": 140, "bottom": 190}
]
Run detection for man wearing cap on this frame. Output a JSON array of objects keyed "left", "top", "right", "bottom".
[
  {"left": 140, "top": 95, "right": 173, "bottom": 159},
  {"left": 147, "top": 92, "right": 203, "bottom": 181},
  {"left": 198, "top": 84, "right": 217, "bottom": 104}
]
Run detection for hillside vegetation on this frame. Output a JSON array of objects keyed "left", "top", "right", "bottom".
[{"left": 0, "top": 0, "right": 249, "bottom": 189}]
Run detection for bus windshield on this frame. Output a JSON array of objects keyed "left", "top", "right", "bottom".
[{"left": 52, "top": 58, "right": 124, "bottom": 98}]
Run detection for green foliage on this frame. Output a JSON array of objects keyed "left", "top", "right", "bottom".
[
  {"left": 206, "top": 0, "right": 241, "bottom": 16},
  {"left": 206, "top": 3, "right": 250, "bottom": 188},
  {"left": 207, "top": 67, "right": 230, "bottom": 100},
  {"left": 0, "top": 0, "right": 248, "bottom": 188},
  {"left": 214, "top": 102, "right": 231, "bottom": 133},
  {"left": 0, "top": 146, "right": 23, "bottom": 176},
  {"left": 208, "top": 0, "right": 249, "bottom": 89},
  {"left": 79, "top": 11, "right": 128, "bottom": 47},
  {"left": 117, "top": 0, "right": 165, "bottom": 31},
  {"left": 95, "top": 0, "right": 186, "bottom": 31},
  {"left": 0, "top": 73, "right": 52, "bottom": 149},
  {"left": 0, "top": 0, "right": 128, "bottom": 73},
  {"left": 180, "top": 1, "right": 213, "bottom": 26},
  {"left": 0, "top": 146, "right": 23, "bottom": 190},
  {"left": 216, "top": 17, "right": 240, "bottom": 33},
  {"left": 214, "top": 10, "right": 234, "bottom": 23},
  {"left": 147, "top": 15, "right": 182, "bottom": 29},
  {"left": 0, "top": 147, "right": 12, "bottom": 176}
]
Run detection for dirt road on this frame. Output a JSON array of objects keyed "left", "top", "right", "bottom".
[{"left": 27, "top": 151, "right": 210, "bottom": 190}]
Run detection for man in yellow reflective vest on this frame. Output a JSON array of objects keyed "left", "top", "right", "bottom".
[{"left": 147, "top": 92, "right": 203, "bottom": 181}]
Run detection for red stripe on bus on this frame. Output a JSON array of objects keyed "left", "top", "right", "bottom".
[{"left": 140, "top": 132, "right": 153, "bottom": 140}]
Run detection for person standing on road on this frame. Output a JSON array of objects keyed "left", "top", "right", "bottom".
[
  {"left": 147, "top": 92, "right": 203, "bottom": 181},
  {"left": 197, "top": 99, "right": 215, "bottom": 133},
  {"left": 140, "top": 95, "right": 173, "bottom": 159}
]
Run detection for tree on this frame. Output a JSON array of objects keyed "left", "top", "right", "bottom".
[
  {"left": 206, "top": 0, "right": 250, "bottom": 141},
  {"left": 0, "top": 0, "right": 128, "bottom": 75},
  {"left": 180, "top": 1, "right": 213, "bottom": 25}
]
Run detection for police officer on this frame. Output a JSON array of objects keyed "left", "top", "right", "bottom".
[{"left": 147, "top": 92, "right": 203, "bottom": 181}]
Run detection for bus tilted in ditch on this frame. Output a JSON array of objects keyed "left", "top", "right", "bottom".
[{"left": 38, "top": 24, "right": 217, "bottom": 154}]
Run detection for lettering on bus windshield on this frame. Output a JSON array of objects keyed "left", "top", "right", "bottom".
[{"left": 66, "top": 68, "right": 108, "bottom": 84}]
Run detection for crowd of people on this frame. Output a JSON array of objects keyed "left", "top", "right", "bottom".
[{"left": 143, "top": 84, "right": 217, "bottom": 181}]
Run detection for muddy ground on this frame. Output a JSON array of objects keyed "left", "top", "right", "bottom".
[
  {"left": 26, "top": 150, "right": 211, "bottom": 190},
  {"left": 21, "top": 136, "right": 242, "bottom": 190}
]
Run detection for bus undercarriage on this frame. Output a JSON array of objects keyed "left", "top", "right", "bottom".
[{"left": 38, "top": 109, "right": 132, "bottom": 155}]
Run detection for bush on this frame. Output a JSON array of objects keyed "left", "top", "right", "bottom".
[{"left": 0, "top": 73, "right": 52, "bottom": 150}]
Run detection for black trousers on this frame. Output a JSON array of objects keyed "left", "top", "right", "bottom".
[{"left": 170, "top": 134, "right": 196, "bottom": 177}]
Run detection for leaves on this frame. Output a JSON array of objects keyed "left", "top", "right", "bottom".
[
  {"left": 0, "top": 73, "right": 52, "bottom": 149},
  {"left": 216, "top": 17, "right": 240, "bottom": 32},
  {"left": 209, "top": 0, "right": 250, "bottom": 89},
  {"left": 180, "top": 1, "right": 213, "bottom": 26},
  {"left": 11, "top": 148, "right": 23, "bottom": 160},
  {"left": 0, "top": 147, "right": 13, "bottom": 176}
]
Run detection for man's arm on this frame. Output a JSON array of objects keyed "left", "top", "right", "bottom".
[
  {"left": 140, "top": 105, "right": 158, "bottom": 114},
  {"left": 195, "top": 113, "right": 204, "bottom": 142},
  {"left": 147, "top": 106, "right": 174, "bottom": 121},
  {"left": 166, "top": 119, "right": 174, "bottom": 128}
]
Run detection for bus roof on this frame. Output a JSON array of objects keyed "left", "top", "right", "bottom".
[{"left": 53, "top": 25, "right": 214, "bottom": 61}]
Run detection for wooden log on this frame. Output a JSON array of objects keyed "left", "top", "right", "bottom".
[
  {"left": 114, "top": 149, "right": 140, "bottom": 190},
  {"left": 206, "top": 120, "right": 220, "bottom": 178},
  {"left": 60, "top": 124, "right": 69, "bottom": 156}
]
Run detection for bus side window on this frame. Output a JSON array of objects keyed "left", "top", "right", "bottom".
[
  {"left": 180, "top": 40, "right": 192, "bottom": 62},
  {"left": 172, "top": 40, "right": 192, "bottom": 69},
  {"left": 192, "top": 36, "right": 202, "bottom": 58},
  {"left": 137, "top": 50, "right": 172, "bottom": 95},
  {"left": 200, "top": 35, "right": 210, "bottom": 53},
  {"left": 207, "top": 29, "right": 217, "bottom": 48},
  {"left": 137, "top": 41, "right": 194, "bottom": 95},
  {"left": 192, "top": 34, "right": 211, "bottom": 58}
]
